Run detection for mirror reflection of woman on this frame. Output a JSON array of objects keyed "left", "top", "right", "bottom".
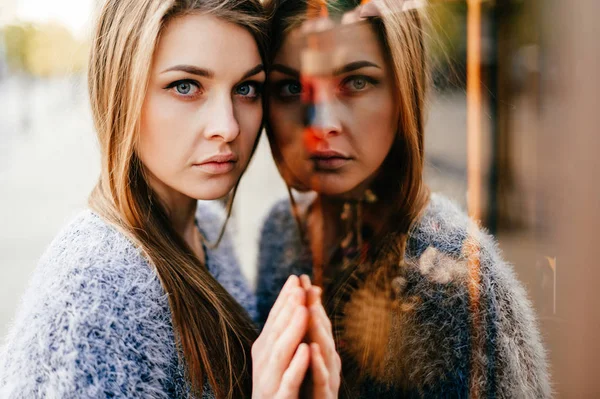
[
  {"left": 257, "top": 0, "right": 551, "bottom": 397},
  {"left": 0, "top": 0, "right": 339, "bottom": 397}
]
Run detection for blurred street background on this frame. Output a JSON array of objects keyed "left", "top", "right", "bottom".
[{"left": 1, "top": 0, "right": 599, "bottom": 396}]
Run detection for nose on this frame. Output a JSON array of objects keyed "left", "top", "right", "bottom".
[
  {"left": 306, "top": 101, "right": 341, "bottom": 139},
  {"left": 203, "top": 93, "right": 240, "bottom": 142}
]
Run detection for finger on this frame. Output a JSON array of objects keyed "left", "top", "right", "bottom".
[
  {"left": 263, "top": 275, "right": 301, "bottom": 332},
  {"left": 308, "top": 304, "right": 337, "bottom": 369},
  {"left": 257, "top": 292, "right": 293, "bottom": 355},
  {"left": 267, "top": 287, "right": 306, "bottom": 342},
  {"left": 307, "top": 285, "right": 322, "bottom": 308},
  {"left": 311, "top": 299, "right": 332, "bottom": 333},
  {"left": 300, "top": 274, "right": 312, "bottom": 289},
  {"left": 264, "top": 278, "right": 303, "bottom": 336},
  {"left": 309, "top": 343, "right": 330, "bottom": 391},
  {"left": 278, "top": 343, "right": 310, "bottom": 398},
  {"left": 269, "top": 305, "right": 310, "bottom": 375},
  {"left": 301, "top": 275, "right": 325, "bottom": 308}
]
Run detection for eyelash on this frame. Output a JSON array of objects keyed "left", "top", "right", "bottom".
[
  {"left": 235, "top": 80, "right": 264, "bottom": 101},
  {"left": 165, "top": 79, "right": 201, "bottom": 99},
  {"left": 339, "top": 75, "right": 379, "bottom": 93},
  {"left": 164, "top": 79, "right": 264, "bottom": 101},
  {"left": 273, "top": 75, "right": 380, "bottom": 101},
  {"left": 275, "top": 79, "right": 303, "bottom": 100}
]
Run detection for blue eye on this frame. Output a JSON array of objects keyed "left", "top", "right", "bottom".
[
  {"left": 235, "top": 82, "right": 262, "bottom": 98},
  {"left": 176, "top": 82, "right": 192, "bottom": 94},
  {"left": 166, "top": 79, "right": 200, "bottom": 97}
]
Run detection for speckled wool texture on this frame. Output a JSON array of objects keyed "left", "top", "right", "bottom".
[
  {"left": 0, "top": 201, "right": 256, "bottom": 399},
  {"left": 256, "top": 193, "right": 551, "bottom": 398}
]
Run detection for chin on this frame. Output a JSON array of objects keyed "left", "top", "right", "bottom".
[
  {"left": 306, "top": 174, "right": 363, "bottom": 198},
  {"left": 187, "top": 176, "right": 239, "bottom": 201}
]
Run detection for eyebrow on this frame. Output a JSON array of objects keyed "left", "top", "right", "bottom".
[
  {"left": 161, "top": 64, "right": 265, "bottom": 80},
  {"left": 270, "top": 64, "right": 300, "bottom": 78},
  {"left": 332, "top": 60, "right": 381, "bottom": 76},
  {"left": 161, "top": 65, "right": 214, "bottom": 78},
  {"left": 270, "top": 61, "right": 380, "bottom": 78},
  {"left": 241, "top": 64, "right": 265, "bottom": 80}
]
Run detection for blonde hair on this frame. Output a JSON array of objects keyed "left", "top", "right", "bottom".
[{"left": 88, "top": 0, "right": 268, "bottom": 397}]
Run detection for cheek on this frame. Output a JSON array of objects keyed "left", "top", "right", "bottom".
[
  {"left": 351, "top": 92, "right": 397, "bottom": 166},
  {"left": 236, "top": 102, "right": 263, "bottom": 156},
  {"left": 138, "top": 92, "right": 194, "bottom": 176}
]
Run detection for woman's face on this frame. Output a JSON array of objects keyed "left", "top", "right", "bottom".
[
  {"left": 268, "top": 22, "right": 398, "bottom": 197},
  {"left": 139, "top": 14, "right": 265, "bottom": 202}
]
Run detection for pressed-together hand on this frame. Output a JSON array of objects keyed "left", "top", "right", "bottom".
[
  {"left": 252, "top": 275, "right": 341, "bottom": 399},
  {"left": 299, "top": 275, "right": 341, "bottom": 399},
  {"left": 252, "top": 275, "right": 310, "bottom": 398}
]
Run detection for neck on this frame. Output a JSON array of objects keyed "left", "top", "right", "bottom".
[
  {"left": 146, "top": 172, "right": 204, "bottom": 260},
  {"left": 307, "top": 190, "right": 386, "bottom": 284},
  {"left": 316, "top": 190, "right": 385, "bottom": 237}
]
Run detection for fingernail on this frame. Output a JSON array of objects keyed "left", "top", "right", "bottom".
[{"left": 300, "top": 274, "right": 311, "bottom": 288}]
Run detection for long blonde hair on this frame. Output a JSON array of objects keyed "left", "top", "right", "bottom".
[{"left": 88, "top": 0, "right": 268, "bottom": 397}]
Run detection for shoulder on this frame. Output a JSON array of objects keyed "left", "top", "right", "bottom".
[
  {"left": 382, "top": 193, "right": 549, "bottom": 396},
  {"left": 407, "top": 193, "right": 473, "bottom": 259},
  {"left": 259, "top": 193, "right": 314, "bottom": 250},
  {"left": 255, "top": 197, "right": 309, "bottom": 326},
  {"left": 403, "top": 193, "right": 517, "bottom": 313},
  {"left": 34, "top": 210, "right": 163, "bottom": 304},
  {"left": 406, "top": 193, "right": 520, "bottom": 289},
  {"left": 0, "top": 210, "right": 179, "bottom": 398},
  {"left": 257, "top": 196, "right": 303, "bottom": 273},
  {"left": 261, "top": 197, "right": 296, "bottom": 233},
  {"left": 257, "top": 196, "right": 307, "bottom": 268},
  {"left": 19, "top": 210, "right": 161, "bottom": 304}
]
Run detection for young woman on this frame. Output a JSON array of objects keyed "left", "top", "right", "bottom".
[
  {"left": 257, "top": 0, "right": 551, "bottom": 397},
  {"left": 0, "top": 0, "right": 339, "bottom": 397}
]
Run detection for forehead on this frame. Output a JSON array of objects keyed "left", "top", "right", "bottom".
[
  {"left": 273, "top": 22, "right": 386, "bottom": 71},
  {"left": 153, "top": 13, "right": 260, "bottom": 75}
]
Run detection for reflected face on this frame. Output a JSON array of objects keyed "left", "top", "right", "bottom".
[
  {"left": 139, "top": 14, "right": 265, "bottom": 202},
  {"left": 268, "top": 22, "right": 398, "bottom": 197}
]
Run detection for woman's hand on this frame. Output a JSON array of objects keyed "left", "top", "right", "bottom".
[
  {"left": 252, "top": 275, "right": 311, "bottom": 399},
  {"left": 300, "top": 275, "right": 341, "bottom": 399}
]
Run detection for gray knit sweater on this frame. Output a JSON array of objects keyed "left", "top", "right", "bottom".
[
  {"left": 256, "top": 193, "right": 551, "bottom": 398},
  {"left": 0, "top": 202, "right": 256, "bottom": 399}
]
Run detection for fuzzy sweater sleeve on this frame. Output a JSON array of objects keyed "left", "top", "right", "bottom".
[
  {"left": 0, "top": 212, "right": 187, "bottom": 399},
  {"left": 474, "top": 225, "right": 551, "bottom": 398},
  {"left": 394, "top": 194, "right": 552, "bottom": 398},
  {"left": 255, "top": 199, "right": 301, "bottom": 327}
]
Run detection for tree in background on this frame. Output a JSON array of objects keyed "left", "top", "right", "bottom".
[{"left": 2, "top": 22, "right": 88, "bottom": 77}]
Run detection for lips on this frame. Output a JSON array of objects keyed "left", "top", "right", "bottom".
[
  {"left": 309, "top": 150, "right": 351, "bottom": 171},
  {"left": 194, "top": 153, "right": 238, "bottom": 174}
]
